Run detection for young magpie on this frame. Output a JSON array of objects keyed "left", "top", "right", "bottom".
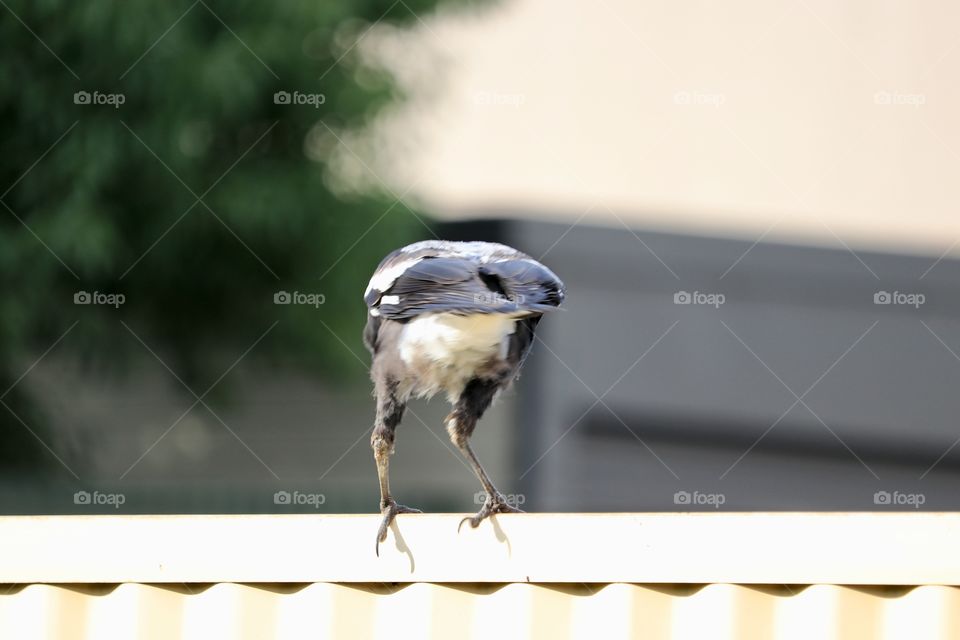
[{"left": 363, "top": 240, "right": 565, "bottom": 554}]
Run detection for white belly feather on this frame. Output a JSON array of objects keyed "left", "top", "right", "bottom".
[{"left": 398, "top": 313, "right": 517, "bottom": 400}]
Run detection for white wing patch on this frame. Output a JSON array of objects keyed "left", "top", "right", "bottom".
[{"left": 364, "top": 258, "right": 420, "bottom": 298}]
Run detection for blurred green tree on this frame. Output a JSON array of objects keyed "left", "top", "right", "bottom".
[{"left": 0, "top": 1, "right": 460, "bottom": 473}]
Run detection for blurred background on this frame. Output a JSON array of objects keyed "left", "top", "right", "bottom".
[{"left": 2, "top": 0, "right": 958, "bottom": 514}]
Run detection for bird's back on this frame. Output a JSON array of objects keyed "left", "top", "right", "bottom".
[
  {"left": 362, "top": 240, "right": 564, "bottom": 401},
  {"left": 363, "top": 240, "right": 565, "bottom": 321}
]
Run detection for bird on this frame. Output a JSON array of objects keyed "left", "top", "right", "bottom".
[{"left": 362, "top": 239, "right": 565, "bottom": 554}]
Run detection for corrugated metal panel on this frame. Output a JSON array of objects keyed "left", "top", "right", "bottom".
[{"left": 1, "top": 583, "right": 959, "bottom": 640}]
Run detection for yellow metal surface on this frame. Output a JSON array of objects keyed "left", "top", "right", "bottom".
[{"left": 1, "top": 583, "right": 959, "bottom": 640}]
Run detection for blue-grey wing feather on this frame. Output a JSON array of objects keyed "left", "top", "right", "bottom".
[
  {"left": 372, "top": 256, "right": 564, "bottom": 320},
  {"left": 364, "top": 240, "right": 564, "bottom": 321}
]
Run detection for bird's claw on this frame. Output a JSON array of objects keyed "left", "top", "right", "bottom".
[
  {"left": 458, "top": 493, "right": 524, "bottom": 532},
  {"left": 375, "top": 499, "right": 421, "bottom": 556}
]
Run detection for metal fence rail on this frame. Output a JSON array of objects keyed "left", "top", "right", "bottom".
[{"left": 1, "top": 513, "right": 956, "bottom": 639}]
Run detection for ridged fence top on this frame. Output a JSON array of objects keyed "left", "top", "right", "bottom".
[{"left": 1, "top": 513, "right": 956, "bottom": 584}]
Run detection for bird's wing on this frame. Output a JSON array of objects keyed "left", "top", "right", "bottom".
[
  {"left": 478, "top": 259, "right": 566, "bottom": 310},
  {"left": 367, "top": 256, "right": 565, "bottom": 320},
  {"left": 362, "top": 313, "right": 381, "bottom": 354}
]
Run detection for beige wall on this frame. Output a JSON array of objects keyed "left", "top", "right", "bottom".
[{"left": 362, "top": 0, "right": 960, "bottom": 256}]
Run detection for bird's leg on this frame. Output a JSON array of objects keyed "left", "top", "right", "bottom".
[
  {"left": 448, "top": 378, "right": 524, "bottom": 532},
  {"left": 455, "top": 437, "right": 524, "bottom": 531},
  {"left": 372, "top": 384, "right": 420, "bottom": 556}
]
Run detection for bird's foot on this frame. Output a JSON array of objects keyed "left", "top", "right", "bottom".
[
  {"left": 458, "top": 492, "right": 524, "bottom": 532},
  {"left": 375, "top": 498, "right": 421, "bottom": 556}
]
